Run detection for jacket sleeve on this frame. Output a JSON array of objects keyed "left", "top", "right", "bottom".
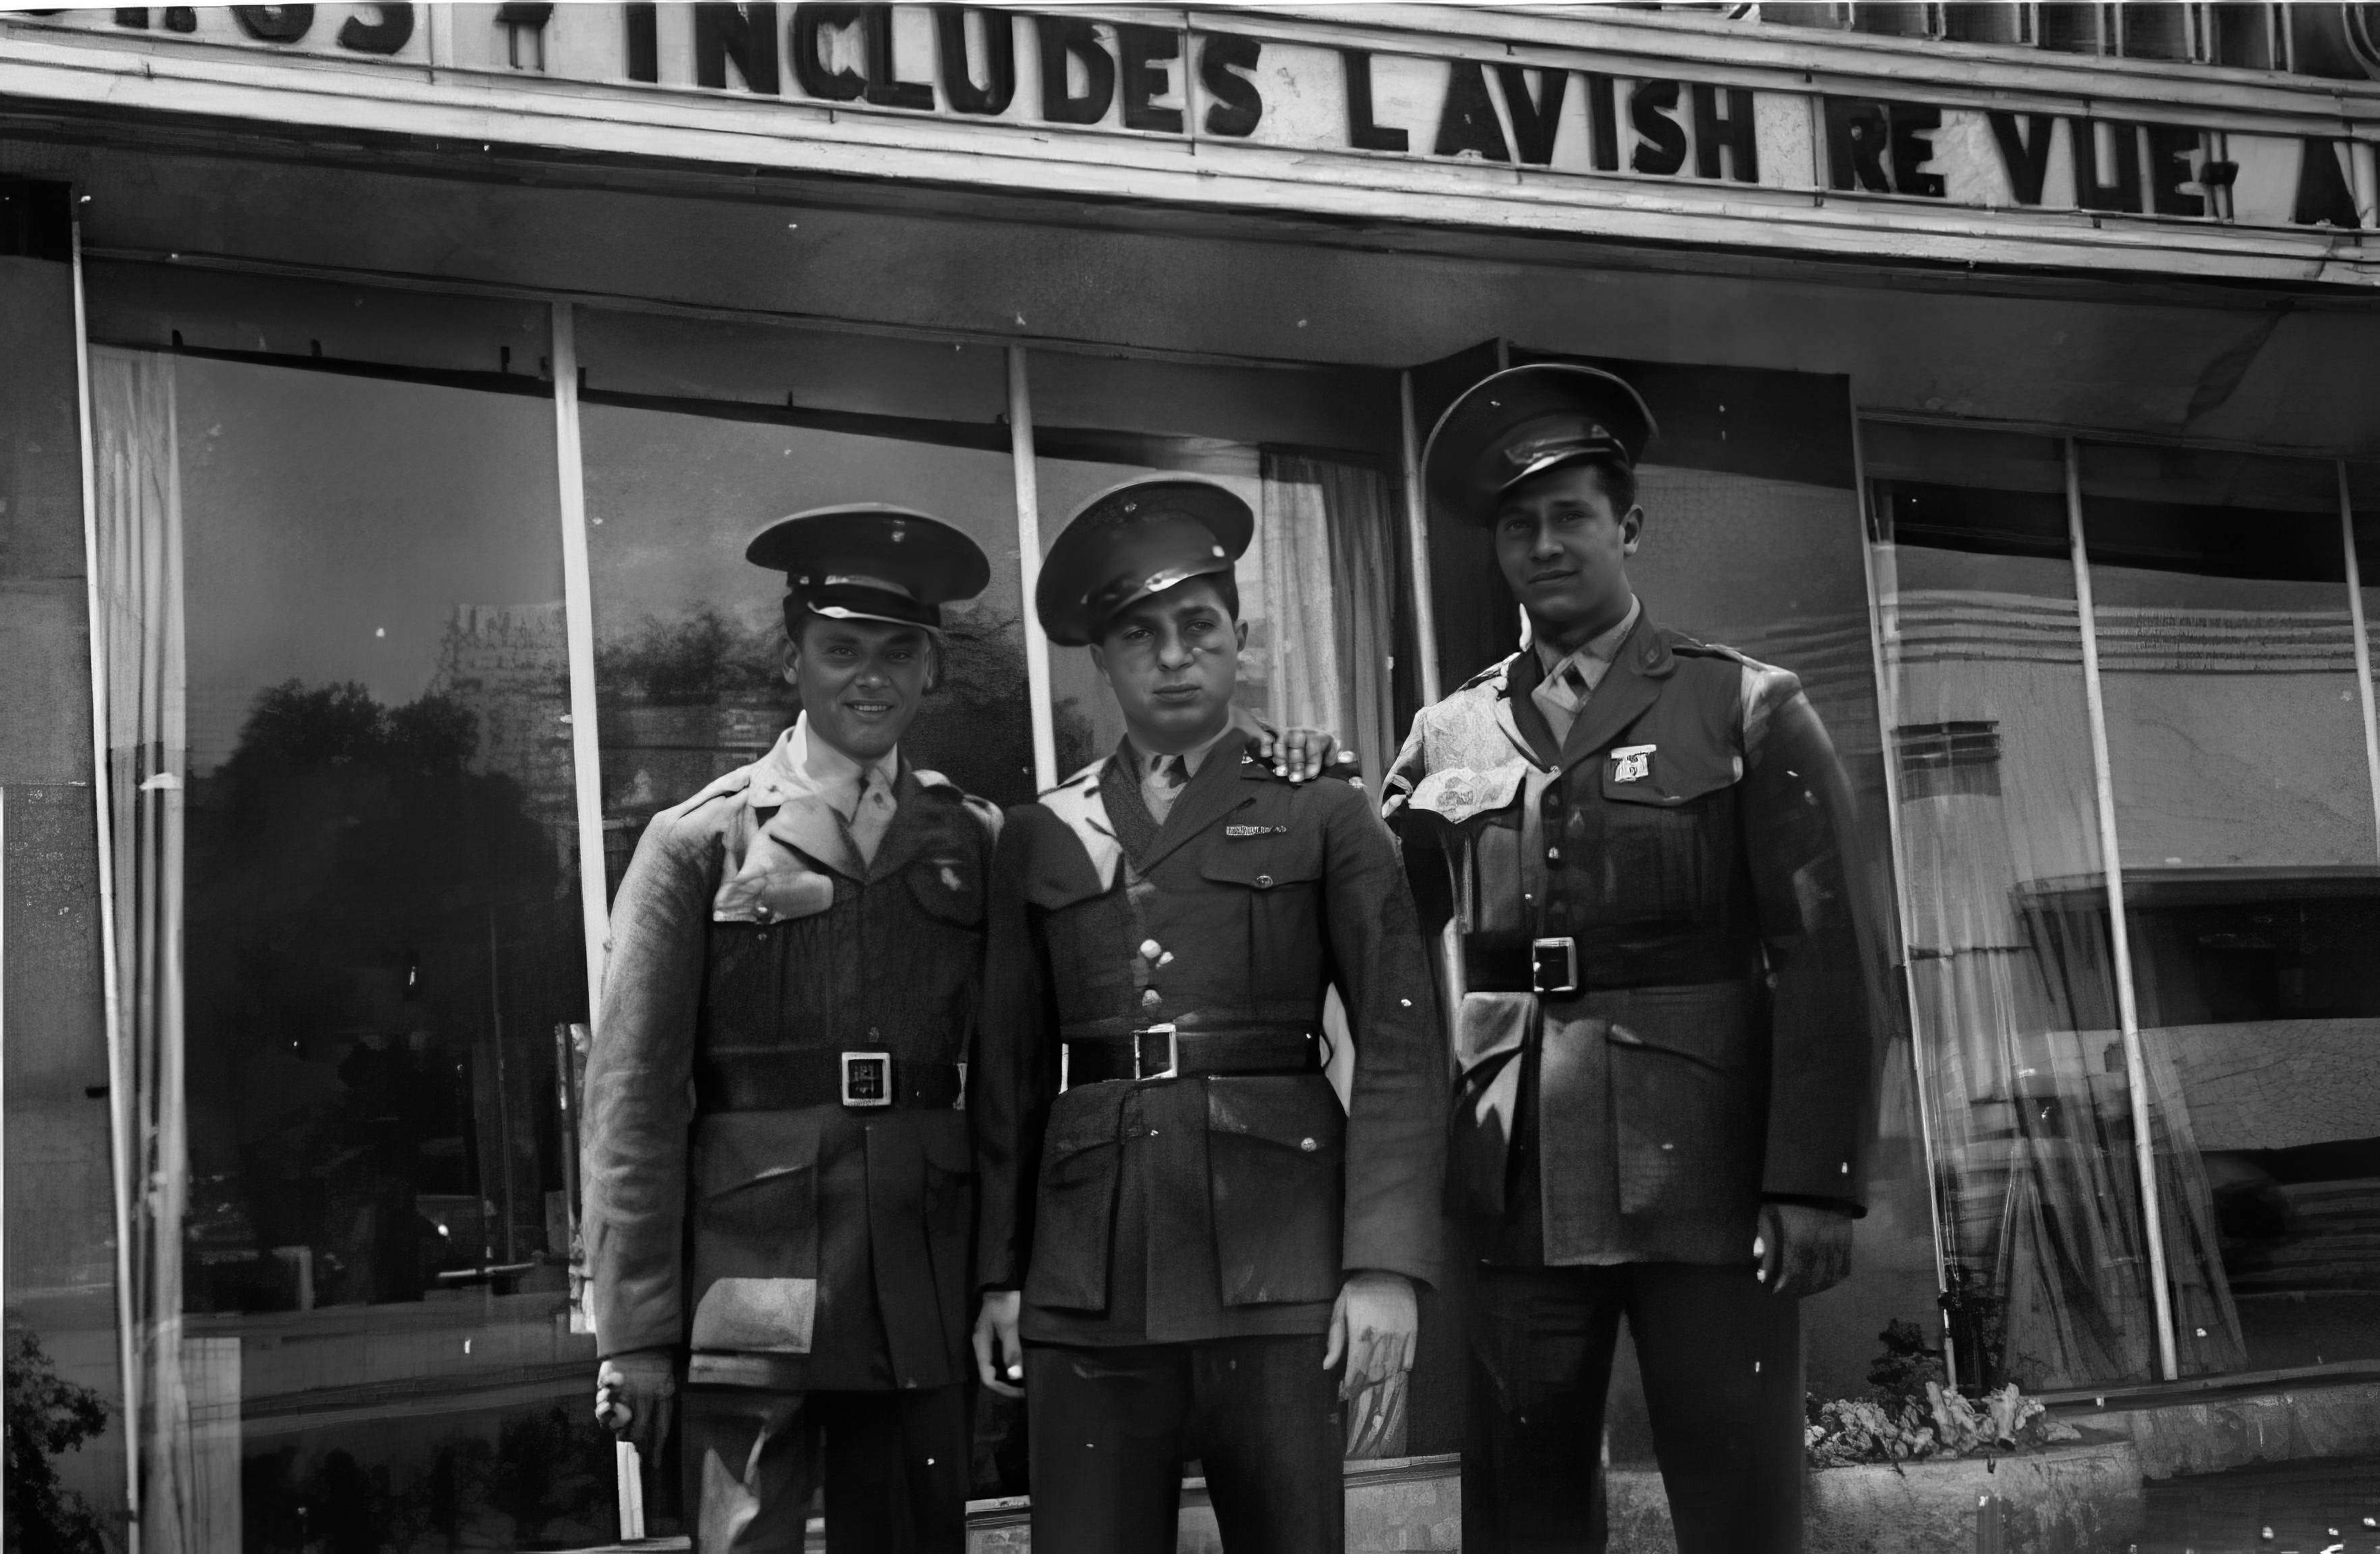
[
  {"left": 1738, "top": 676, "right": 1888, "bottom": 1216},
  {"left": 582, "top": 804, "right": 720, "bottom": 1358},
  {"left": 1321, "top": 782, "right": 1449, "bottom": 1290},
  {"left": 972, "top": 813, "right": 1057, "bottom": 1294}
]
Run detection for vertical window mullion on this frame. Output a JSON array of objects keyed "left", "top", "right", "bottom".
[
  {"left": 1009, "top": 346, "right": 1058, "bottom": 793},
  {"left": 2342, "top": 461, "right": 2380, "bottom": 863},
  {"left": 549, "top": 300, "right": 610, "bottom": 1021},
  {"left": 2066, "top": 436, "right": 2180, "bottom": 1383},
  {"left": 1850, "top": 411, "right": 1961, "bottom": 1390}
]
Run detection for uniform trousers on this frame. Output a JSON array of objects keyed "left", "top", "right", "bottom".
[
  {"left": 681, "top": 1383, "right": 970, "bottom": 1554},
  {"left": 1463, "top": 1261, "right": 1805, "bottom": 1554},
  {"left": 1025, "top": 1334, "right": 1342, "bottom": 1554}
]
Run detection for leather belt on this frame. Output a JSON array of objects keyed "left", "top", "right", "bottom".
[
  {"left": 700, "top": 1050, "right": 965, "bottom": 1112},
  {"left": 1062, "top": 1024, "right": 1320, "bottom": 1086},
  {"left": 1464, "top": 932, "right": 1581, "bottom": 995}
]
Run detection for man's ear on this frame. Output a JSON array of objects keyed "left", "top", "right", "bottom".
[
  {"left": 781, "top": 637, "right": 802, "bottom": 687},
  {"left": 1235, "top": 617, "right": 1250, "bottom": 653},
  {"left": 1619, "top": 505, "right": 1646, "bottom": 556},
  {"left": 1087, "top": 642, "right": 1109, "bottom": 683}
]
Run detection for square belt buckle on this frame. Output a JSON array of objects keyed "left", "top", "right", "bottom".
[
  {"left": 1133, "top": 1024, "right": 1179, "bottom": 1083},
  {"left": 840, "top": 1051, "right": 893, "bottom": 1108},
  {"left": 1531, "top": 937, "right": 1579, "bottom": 996}
]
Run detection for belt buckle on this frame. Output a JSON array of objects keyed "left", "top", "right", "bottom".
[
  {"left": 1530, "top": 937, "right": 1579, "bottom": 996},
  {"left": 1133, "top": 1024, "right": 1179, "bottom": 1083},
  {"left": 840, "top": 1051, "right": 893, "bottom": 1108}
]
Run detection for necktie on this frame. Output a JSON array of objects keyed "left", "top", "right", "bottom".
[
  {"left": 1144, "top": 754, "right": 1189, "bottom": 826},
  {"left": 848, "top": 767, "right": 895, "bottom": 867},
  {"left": 1533, "top": 658, "right": 1594, "bottom": 747}
]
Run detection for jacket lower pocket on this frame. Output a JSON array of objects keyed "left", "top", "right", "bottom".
[
  {"left": 689, "top": 1160, "right": 820, "bottom": 1353},
  {"left": 1207, "top": 1076, "right": 1344, "bottom": 1306},
  {"left": 1607, "top": 982, "right": 1762, "bottom": 1223},
  {"left": 1023, "top": 1084, "right": 1128, "bottom": 1312}
]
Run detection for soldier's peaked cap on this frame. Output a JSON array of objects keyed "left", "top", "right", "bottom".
[
  {"left": 1423, "top": 364, "right": 1658, "bottom": 521},
  {"left": 746, "top": 505, "right": 992, "bottom": 631},
  {"left": 1036, "top": 477, "right": 1253, "bottom": 647}
]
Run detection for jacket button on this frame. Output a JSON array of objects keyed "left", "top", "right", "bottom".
[
  {"left": 1255, "top": 874, "right": 1273, "bottom": 889},
  {"left": 1300, "top": 1138, "right": 1318, "bottom": 1152},
  {"left": 1546, "top": 847, "right": 1561, "bottom": 862},
  {"left": 1142, "top": 989, "right": 1162, "bottom": 1008}
]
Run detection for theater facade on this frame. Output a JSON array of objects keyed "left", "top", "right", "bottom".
[{"left": 2, "top": 3, "right": 2377, "bottom": 1547}]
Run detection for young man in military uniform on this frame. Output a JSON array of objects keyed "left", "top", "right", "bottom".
[
  {"left": 582, "top": 508, "right": 1007, "bottom": 1554},
  {"left": 970, "top": 477, "right": 1447, "bottom": 1554},
  {"left": 1384, "top": 366, "right": 1882, "bottom": 1553}
]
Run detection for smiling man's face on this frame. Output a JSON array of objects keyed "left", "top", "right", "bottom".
[
  {"left": 785, "top": 616, "right": 932, "bottom": 763},
  {"left": 1492, "top": 462, "right": 1643, "bottom": 646}
]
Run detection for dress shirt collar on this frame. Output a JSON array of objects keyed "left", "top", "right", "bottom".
[
  {"left": 750, "top": 713, "right": 898, "bottom": 818},
  {"left": 1125, "top": 717, "right": 1238, "bottom": 782},
  {"left": 1533, "top": 594, "right": 1641, "bottom": 682}
]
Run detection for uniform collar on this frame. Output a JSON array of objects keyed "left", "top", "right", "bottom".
[
  {"left": 1123, "top": 717, "right": 1237, "bottom": 782},
  {"left": 748, "top": 714, "right": 899, "bottom": 815},
  {"left": 1531, "top": 595, "right": 1640, "bottom": 682}
]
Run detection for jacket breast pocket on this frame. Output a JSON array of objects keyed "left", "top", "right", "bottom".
[
  {"left": 1606, "top": 981, "right": 1763, "bottom": 1224},
  {"left": 1198, "top": 836, "right": 1328, "bottom": 1006},
  {"left": 1024, "top": 1083, "right": 1129, "bottom": 1313},
  {"left": 1206, "top": 1076, "right": 1344, "bottom": 1306},
  {"left": 1593, "top": 777, "right": 1730, "bottom": 926},
  {"left": 689, "top": 1130, "right": 822, "bottom": 1354},
  {"left": 702, "top": 923, "right": 783, "bottom": 1048}
]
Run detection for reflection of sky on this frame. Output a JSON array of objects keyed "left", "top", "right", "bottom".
[
  {"left": 580, "top": 406, "right": 1026, "bottom": 643},
  {"left": 180, "top": 357, "right": 565, "bottom": 770}
]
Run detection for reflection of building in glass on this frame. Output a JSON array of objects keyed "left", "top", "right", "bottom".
[{"left": 430, "top": 602, "right": 577, "bottom": 877}]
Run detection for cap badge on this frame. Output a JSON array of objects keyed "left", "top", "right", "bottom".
[{"left": 1610, "top": 744, "right": 1655, "bottom": 784}]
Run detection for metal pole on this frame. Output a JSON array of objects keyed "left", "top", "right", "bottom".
[
  {"left": 1848, "top": 409, "right": 1960, "bottom": 1391},
  {"left": 1398, "top": 372, "right": 1443, "bottom": 708},
  {"left": 73, "top": 214, "right": 146, "bottom": 1554},
  {"left": 1009, "top": 347, "right": 1058, "bottom": 791},
  {"left": 550, "top": 301, "right": 611, "bottom": 1023},
  {"left": 2340, "top": 462, "right": 2380, "bottom": 861},
  {"left": 2065, "top": 436, "right": 2178, "bottom": 1383}
]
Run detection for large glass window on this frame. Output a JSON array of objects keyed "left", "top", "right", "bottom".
[
  {"left": 1865, "top": 422, "right": 2194, "bottom": 1389},
  {"left": 2083, "top": 444, "right": 2380, "bottom": 1373},
  {"left": 83, "top": 270, "right": 617, "bottom": 1553}
]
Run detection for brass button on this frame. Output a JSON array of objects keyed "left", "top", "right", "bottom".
[
  {"left": 1300, "top": 1137, "right": 1318, "bottom": 1152},
  {"left": 1255, "top": 873, "right": 1273, "bottom": 889}
]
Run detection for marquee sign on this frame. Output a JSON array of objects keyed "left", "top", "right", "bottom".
[{"left": 9, "top": 5, "right": 2379, "bottom": 245}]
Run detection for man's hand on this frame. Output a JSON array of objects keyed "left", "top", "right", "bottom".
[
  {"left": 1755, "top": 1203, "right": 1854, "bottom": 1298},
  {"left": 593, "top": 1350, "right": 679, "bottom": 1461},
  {"left": 973, "top": 1290, "right": 1025, "bottom": 1398},
  {"left": 1324, "top": 1271, "right": 1417, "bottom": 1392},
  {"left": 1252, "top": 725, "right": 1358, "bottom": 784},
  {"left": 1328, "top": 1271, "right": 1419, "bottom": 1458}
]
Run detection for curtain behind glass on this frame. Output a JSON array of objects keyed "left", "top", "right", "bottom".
[
  {"left": 90, "top": 348, "right": 236, "bottom": 1552},
  {"left": 1259, "top": 452, "right": 1399, "bottom": 792}
]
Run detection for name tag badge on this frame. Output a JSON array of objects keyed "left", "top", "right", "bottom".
[
  {"left": 1224, "top": 824, "right": 1290, "bottom": 838},
  {"left": 1610, "top": 744, "right": 1656, "bottom": 784}
]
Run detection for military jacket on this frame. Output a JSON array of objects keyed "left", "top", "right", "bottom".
[
  {"left": 1386, "top": 611, "right": 1882, "bottom": 1268},
  {"left": 582, "top": 735, "right": 1004, "bottom": 1393},
  {"left": 973, "top": 730, "right": 1446, "bottom": 1345}
]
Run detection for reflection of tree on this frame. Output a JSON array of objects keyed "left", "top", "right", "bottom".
[
  {"left": 5, "top": 1328, "right": 114, "bottom": 1554},
  {"left": 595, "top": 606, "right": 778, "bottom": 706},
  {"left": 186, "top": 681, "right": 577, "bottom": 1310}
]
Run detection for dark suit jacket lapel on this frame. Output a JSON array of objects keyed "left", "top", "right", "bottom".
[
  {"left": 1137, "top": 730, "right": 1260, "bottom": 874},
  {"left": 1555, "top": 613, "right": 1675, "bottom": 779}
]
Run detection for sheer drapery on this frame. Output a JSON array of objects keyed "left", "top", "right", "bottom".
[
  {"left": 90, "top": 348, "right": 233, "bottom": 1551},
  {"left": 1259, "top": 451, "right": 1400, "bottom": 791}
]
